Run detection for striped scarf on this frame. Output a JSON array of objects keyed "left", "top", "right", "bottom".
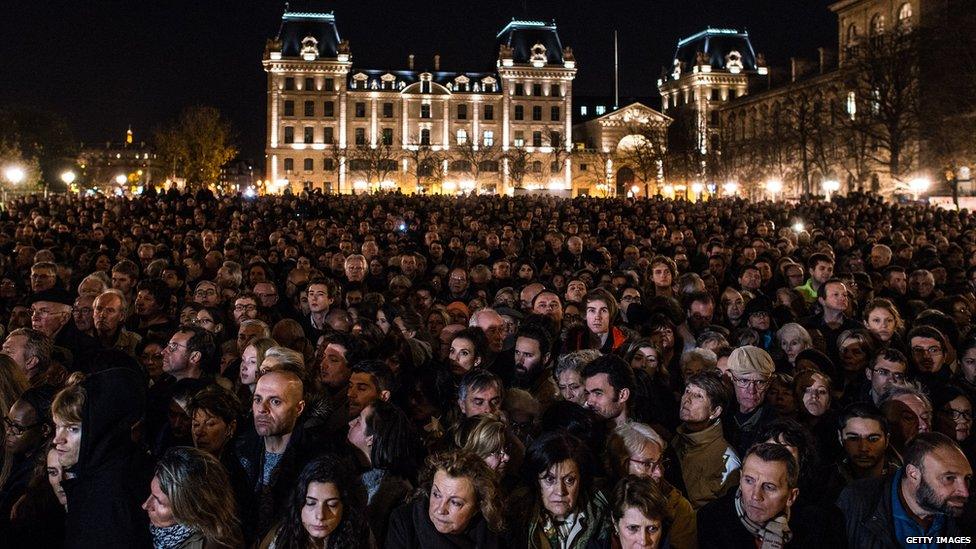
[{"left": 733, "top": 488, "right": 792, "bottom": 549}]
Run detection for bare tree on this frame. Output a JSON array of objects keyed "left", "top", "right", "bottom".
[
  {"left": 347, "top": 142, "right": 398, "bottom": 187},
  {"left": 503, "top": 144, "right": 531, "bottom": 190},
  {"left": 619, "top": 125, "right": 667, "bottom": 196},
  {"left": 453, "top": 139, "right": 500, "bottom": 193},
  {"left": 576, "top": 148, "right": 617, "bottom": 197},
  {"left": 401, "top": 144, "right": 443, "bottom": 193}
]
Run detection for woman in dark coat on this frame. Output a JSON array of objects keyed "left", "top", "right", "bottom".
[{"left": 385, "top": 450, "right": 505, "bottom": 549}]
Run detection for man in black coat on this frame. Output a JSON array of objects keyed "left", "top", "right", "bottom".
[
  {"left": 698, "top": 443, "right": 847, "bottom": 548},
  {"left": 837, "top": 432, "right": 972, "bottom": 549}
]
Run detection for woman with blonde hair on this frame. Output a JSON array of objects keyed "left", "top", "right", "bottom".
[
  {"left": 143, "top": 446, "right": 243, "bottom": 548},
  {"left": 239, "top": 337, "right": 276, "bottom": 397},
  {"left": 456, "top": 414, "right": 523, "bottom": 478}
]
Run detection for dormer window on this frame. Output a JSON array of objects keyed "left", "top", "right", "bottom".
[
  {"left": 300, "top": 36, "right": 319, "bottom": 61},
  {"left": 530, "top": 43, "right": 547, "bottom": 67},
  {"left": 726, "top": 51, "right": 743, "bottom": 73}
]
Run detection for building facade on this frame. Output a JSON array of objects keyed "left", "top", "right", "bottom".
[{"left": 263, "top": 8, "right": 579, "bottom": 195}]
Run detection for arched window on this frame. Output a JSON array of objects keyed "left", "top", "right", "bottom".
[
  {"left": 870, "top": 14, "right": 885, "bottom": 35},
  {"left": 898, "top": 3, "right": 913, "bottom": 29},
  {"left": 847, "top": 23, "right": 859, "bottom": 44}
]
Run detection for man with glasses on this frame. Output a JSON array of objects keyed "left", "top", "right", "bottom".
[
  {"left": 2, "top": 386, "right": 55, "bottom": 522},
  {"left": 907, "top": 326, "right": 953, "bottom": 391},
  {"left": 725, "top": 345, "right": 778, "bottom": 457},
  {"left": 231, "top": 293, "right": 260, "bottom": 329},
  {"left": 851, "top": 348, "right": 910, "bottom": 407},
  {"left": 29, "top": 261, "right": 59, "bottom": 293},
  {"left": 192, "top": 280, "right": 221, "bottom": 308},
  {"left": 29, "top": 288, "right": 98, "bottom": 374}
]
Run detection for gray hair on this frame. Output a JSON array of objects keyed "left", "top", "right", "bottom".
[
  {"left": 680, "top": 347, "right": 717, "bottom": 369},
  {"left": 261, "top": 346, "right": 305, "bottom": 370},
  {"left": 239, "top": 319, "right": 271, "bottom": 339},
  {"left": 7, "top": 328, "right": 52, "bottom": 371},
  {"left": 880, "top": 382, "right": 932, "bottom": 412},
  {"left": 554, "top": 349, "right": 601, "bottom": 379},
  {"left": 609, "top": 421, "right": 668, "bottom": 468},
  {"left": 468, "top": 308, "right": 502, "bottom": 328},
  {"left": 77, "top": 274, "right": 109, "bottom": 297},
  {"left": 95, "top": 288, "right": 130, "bottom": 314},
  {"left": 776, "top": 323, "right": 812, "bottom": 347}
]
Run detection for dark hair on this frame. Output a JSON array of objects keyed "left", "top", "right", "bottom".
[
  {"left": 522, "top": 431, "right": 595, "bottom": 499},
  {"left": 539, "top": 400, "right": 607, "bottom": 452},
  {"left": 451, "top": 327, "right": 489, "bottom": 362},
  {"left": 611, "top": 475, "right": 668, "bottom": 524},
  {"left": 580, "top": 354, "right": 635, "bottom": 397},
  {"left": 135, "top": 277, "right": 171, "bottom": 309},
  {"left": 816, "top": 277, "right": 847, "bottom": 300},
  {"left": 457, "top": 368, "right": 503, "bottom": 402},
  {"left": 306, "top": 276, "right": 338, "bottom": 298},
  {"left": 364, "top": 400, "right": 418, "bottom": 478},
  {"left": 515, "top": 323, "right": 553, "bottom": 359},
  {"left": 837, "top": 402, "right": 890, "bottom": 435},
  {"left": 350, "top": 359, "right": 394, "bottom": 394},
  {"left": 179, "top": 324, "right": 218, "bottom": 375},
  {"left": 903, "top": 432, "right": 963, "bottom": 473},
  {"left": 684, "top": 371, "right": 730, "bottom": 413},
  {"left": 186, "top": 385, "right": 241, "bottom": 426},
  {"left": 682, "top": 290, "right": 714, "bottom": 312},
  {"left": 273, "top": 454, "right": 366, "bottom": 549},
  {"left": 806, "top": 253, "right": 833, "bottom": 270},
  {"left": 744, "top": 442, "right": 800, "bottom": 490},
  {"left": 756, "top": 418, "right": 818, "bottom": 472},
  {"left": 873, "top": 347, "right": 908, "bottom": 370}
]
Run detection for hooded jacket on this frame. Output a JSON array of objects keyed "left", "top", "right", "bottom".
[{"left": 62, "top": 366, "right": 152, "bottom": 549}]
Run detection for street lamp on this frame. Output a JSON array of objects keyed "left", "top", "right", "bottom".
[
  {"left": 2, "top": 165, "right": 25, "bottom": 204},
  {"left": 908, "top": 177, "right": 930, "bottom": 201},
  {"left": 115, "top": 174, "right": 127, "bottom": 185},
  {"left": 61, "top": 170, "right": 76, "bottom": 185},
  {"left": 766, "top": 179, "right": 783, "bottom": 200},
  {"left": 691, "top": 182, "right": 704, "bottom": 199},
  {"left": 823, "top": 179, "right": 840, "bottom": 201}
]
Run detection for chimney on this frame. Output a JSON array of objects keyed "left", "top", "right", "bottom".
[
  {"left": 434, "top": 54, "right": 440, "bottom": 71},
  {"left": 408, "top": 54, "right": 414, "bottom": 70}
]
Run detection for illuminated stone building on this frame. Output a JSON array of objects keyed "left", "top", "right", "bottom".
[{"left": 262, "top": 7, "right": 578, "bottom": 194}]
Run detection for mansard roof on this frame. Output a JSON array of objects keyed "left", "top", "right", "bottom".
[
  {"left": 496, "top": 19, "right": 565, "bottom": 65},
  {"left": 276, "top": 8, "right": 342, "bottom": 58},
  {"left": 673, "top": 28, "right": 758, "bottom": 72}
]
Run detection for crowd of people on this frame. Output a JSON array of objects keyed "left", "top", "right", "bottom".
[{"left": 0, "top": 188, "right": 973, "bottom": 548}]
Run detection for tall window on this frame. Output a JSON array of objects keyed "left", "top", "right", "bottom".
[
  {"left": 284, "top": 126, "right": 295, "bottom": 144},
  {"left": 847, "top": 91, "right": 857, "bottom": 120},
  {"left": 514, "top": 131, "right": 524, "bottom": 147},
  {"left": 304, "top": 77, "right": 315, "bottom": 91},
  {"left": 870, "top": 14, "right": 885, "bottom": 35},
  {"left": 284, "top": 158, "right": 294, "bottom": 171},
  {"left": 532, "top": 106, "right": 542, "bottom": 121},
  {"left": 551, "top": 84, "right": 561, "bottom": 97},
  {"left": 532, "top": 83, "right": 542, "bottom": 96},
  {"left": 550, "top": 131, "right": 561, "bottom": 147},
  {"left": 483, "top": 130, "right": 494, "bottom": 147},
  {"left": 382, "top": 128, "right": 394, "bottom": 145},
  {"left": 324, "top": 78, "right": 335, "bottom": 91},
  {"left": 382, "top": 102, "right": 394, "bottom": 118},
  {"left": 514, "top": 83, "right": 525, "bottom": 96},
  {"left": 457, "top": 103, "right": 468, "bottom": 120},
  {"left": 284, "top": 77, "right": 295, "bottom": 91},
  {"left": 304, "top": 101, "right": 315, "bottom": 117},
  {"left": 551, "top": 106, "right": 560, "bottom": 121},
  {"left": 355, "top": 102, "right": 366, "bottom": 118},
  {"left": 324, "top": 127, "right": 334, "bottom": 144},
  {"left": 595, "top": 105, "right": 606, "bottom": 115},
  {"left": 420, "top": 128, "right": 431, "bottom": 145},
  {"left": 483, "top": 105, "right": 494, "bottom": 120},
  {"left": 324, "top": 101, "right": 335, "bottom": 117},
  {"left": 421, "top": 104, "right": 431, "bottom": 119},
  {"left": 303, "top": 158, "right": 314, "bottom": 171},
  {"left": 303, "top": 127, "right": 314, "bottom": 143},
  {"left": 456, "top": 129, "right": 468, "bottom": 145},
  {"left": 898, "top": 3, "right": 913, "bottom": 29},
  {"left": 532, "top": 131, "right": 543, "bottom": 147},
  {"left": 355, "top": 128, "right": 366, "bottom": 145},
  {"left": 514, "top": 105, "right": 524, "bottom": 120},
  {"left": 284, "top": 100, "right": 295, "bottom": 117}
]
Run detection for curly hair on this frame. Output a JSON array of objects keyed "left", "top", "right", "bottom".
[
  {"left": 271, "top": 454, "right": 367, "bottom": 549},
  {"left": 418, "top": 450, "right": 505, "bottom": 533}
]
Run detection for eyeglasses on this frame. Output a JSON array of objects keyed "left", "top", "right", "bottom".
[
  {"left": 731, "top": 374, "right": 771, "bottom": 389},
  {"left": 234, "top": 304, "right": 257, "bottom": 312},
  {"left": 3, "top": 416, "right": 40, "bottom": 437},
  {"left": 629, "top": 456, "right": 669, "bottom": 472},
  {"left": 194, "top": 289, "right": 217, "bottom": 297},
  {"left": 871, "top": 367, "right": 906, "bottom": 383},
  {"left": 73, "top": 307, "right": 93, "bottom": 315},
  {"left": 943, "top": 407, "right": 973, "bottom": 422},
  {"left": 166, "top": 342, "right": 188, "bottom": 352},
  {"left": 29, "top": 308, "right": 66, "bottom": 319}
]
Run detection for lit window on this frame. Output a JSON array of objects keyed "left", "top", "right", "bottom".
[
  {"left": 483, "top": 130, "right": 494, "bottom": 147},
  {"left": 580, "top": 106, "right": 588, "bottom": 116},
  {"left": 595, "top": 105, "right": 606, "bottom": 115},
  {"left": 847, "top": 91, "right": 857, "bottom": 120},
  {"left": 898, "top": 3, "right": 913, "bottom": 29},
  {"left": 456, "top": 129, "right": 468, "bottom": 145}
]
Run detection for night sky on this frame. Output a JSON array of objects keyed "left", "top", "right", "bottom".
[{"left": 0, "top": 1, "right": 835, "bottom": 165}]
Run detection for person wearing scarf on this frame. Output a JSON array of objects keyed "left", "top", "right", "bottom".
[{"left": 697, "top": 443, "right": 799, "bottom": 549}]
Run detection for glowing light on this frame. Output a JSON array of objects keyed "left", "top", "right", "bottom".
[
  {"left": 766, "top": 179, "right": 783, "bottom": 194},
  {"left": 823, "top": 180, "right": 840, "bottom": 192},
  {"left": 630, "top": 185, "right": 640, "bottom": 195},
  {"left": 243, "top": 187, "right": 257, "bottom": 198},
  {"left": 691, "top": 182, "right": 704, "bottom": 195},
  {"left": 722, "top": 182, "right": 739, "bottom": 195},
  {"left": 909, "top": 177, "right": 930, "bottom": 196},
  {"left": 60, "top": 170, "right": 76, "bottom": 185},
  {"left": 3, "top": 166, "right": 25, "bottom": 184},
  {"left": 792, "top": 222, "right": 805, "bottom": 233},
  {"left": 114, "top": 174, "right": 127, "bottom": 185},
  {"left": 663, "top": 184, "right": 675, "bottom": 195}
]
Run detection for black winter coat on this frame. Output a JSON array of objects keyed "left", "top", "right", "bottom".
[
  {"left": 385, "top": 497, "right": 501, "bottom": 549},
  {"left": 697, "top": 491, "right": 848, "bottom": 549},
  {"left": 62, "top": 367, "right": 152, "bottom": 549}
]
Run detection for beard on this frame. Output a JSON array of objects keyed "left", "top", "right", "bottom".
[
  {"left": 513, "top": 365, "right": 541, "bottom": 389},
  {"left": 916, "top": 474, "right": 966, "bottom": 517}
]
